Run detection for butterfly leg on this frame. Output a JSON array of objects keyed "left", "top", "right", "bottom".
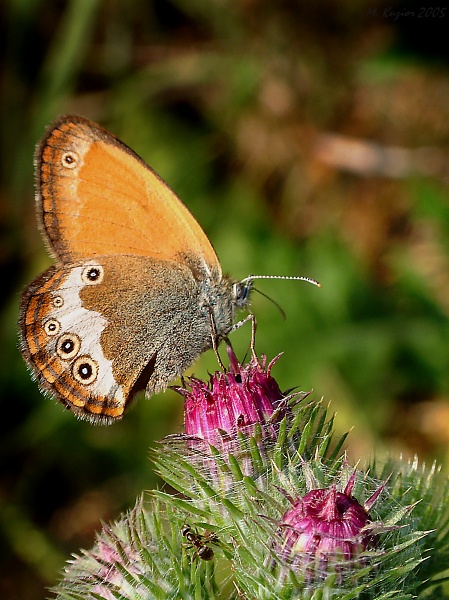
[
  {"left": 208, "top": 309, "right": 226, "bottom": 370},
  {"left": 228, "top": 313, "right": 258, "bottom": 361},
  {"left": 250, "top": 312, "right": 257, "bottom": 360}
]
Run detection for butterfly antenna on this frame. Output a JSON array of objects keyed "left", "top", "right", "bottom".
[
  {"left": 252, "top": 286, "right": 287, "bottom": 320},
  {"left": 241, "top": 274, "right": 321, "bottom": 288},
  {"left": 241, "top": 274, "right": 320, "bottom": 322}
]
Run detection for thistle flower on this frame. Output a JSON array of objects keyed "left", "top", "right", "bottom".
[
  {"left": 53, "top": 358, "right": 448, "bottom": 600},
  {"left": 88, "top": 526, "right": 146, "bottom": 600},
  {"left": 277, "top": 469, "right": 388, "bottom": 578},
  {"left": 176, "top": 346, "right": 291, "bottom": 449},
  {"left": 52, "top": 497, "right": 220, "bottom": 600},
  {"left": 51, "top": 342, "right": 445, "bottom": 600},
  {"left": 55, "top": 501, "right": 157, "bottom": 600}
]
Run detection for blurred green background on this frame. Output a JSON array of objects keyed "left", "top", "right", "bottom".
[{"left": 2, "top": 0, "right": 449, "bottom": 597}]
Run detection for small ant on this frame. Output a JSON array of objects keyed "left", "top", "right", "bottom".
[{"left": 181, "top": 525, "right": 218, "bottom": 561}]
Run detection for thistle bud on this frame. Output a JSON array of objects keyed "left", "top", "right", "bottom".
[{"left": 277, "top": 470, "right": 387, "bottom": 578}]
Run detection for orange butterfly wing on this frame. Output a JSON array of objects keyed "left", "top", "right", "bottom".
[{"left": 36, "top": 115, "right": 220, "bottom": 274}]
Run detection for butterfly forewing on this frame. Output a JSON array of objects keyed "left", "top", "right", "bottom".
[{"left": 36, "top": 115, "right": 221, "bottom": 272}]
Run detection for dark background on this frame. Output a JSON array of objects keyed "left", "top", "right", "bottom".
[{"left": 2, "top": 1, "right": 449, "bottom": 598}]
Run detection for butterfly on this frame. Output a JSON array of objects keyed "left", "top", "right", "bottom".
[{"left": 19, "top": 115, "right": 252, "bottom": 424}]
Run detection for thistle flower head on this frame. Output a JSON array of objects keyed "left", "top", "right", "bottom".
[
  {"left": 177, "top": 346, "right": 289, "bottom": 447},
  {"left": 89, "top": 530, "right": 144, "bottom": 599},
  {"left": 277, "top": 470, "right": 387, "bottom": 575}
]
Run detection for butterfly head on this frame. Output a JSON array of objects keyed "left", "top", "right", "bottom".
[{"left": 233, "top": 278, "right": 252, "bottom": 309}]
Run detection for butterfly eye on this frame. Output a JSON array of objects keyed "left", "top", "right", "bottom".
[
  {"left": 81, "top": 265, "right": 104, "bottom": 285},
  {"left": 44, "top": 319, "right": 60, "bottom": 336},
  {"left": 61, "top": 151, "right": 79, "bottom": 169},
  {"left": 56, "top": 333, "right": 81, "bottom": 360},
  {"left": 73, "top": 356, "right": 98, "bottom": 385},
  {"left": 233, "top": 282, "right": 251, "bottom": 306}
]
